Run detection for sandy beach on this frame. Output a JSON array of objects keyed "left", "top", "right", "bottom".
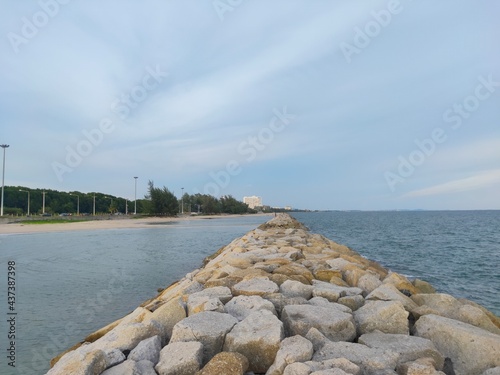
[{"left": 0, "top": 214, "right": 273, "bottom": 235}]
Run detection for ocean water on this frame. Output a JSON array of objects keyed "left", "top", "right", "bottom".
[
  {"left": 0, "top": 211, "right": 498, "bottom": 375},
  {"left": 291, "top": 211, "right": 500, "bottom": 317},
  {"left": 0, "top": 215, "right": 270, "bottom": 375}
]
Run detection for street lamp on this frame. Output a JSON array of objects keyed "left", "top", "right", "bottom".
[
  {"left": 93, "top": 194, "right": 96, "bottom": 216},
  {"left": 69, "top": 193, "right": 79, "bottom": 216},
  {"left": 134, "top": 177, "right": 138, "bottom": 214},
  {"left": 19, "top": 189, "right": 30, "bottom": 216},
  {"left": 42, "top": 191, "right": 46, "bottom": 214},
  {"left": 181, "top": 187, "right": 184, "bottom": 214},
  {"left": 0, "top": 144, "right": 9, "bottom": 216}
]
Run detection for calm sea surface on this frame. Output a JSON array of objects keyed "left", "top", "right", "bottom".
[{"left": 0, "top": 211, "right": 499, "bottom": 375}]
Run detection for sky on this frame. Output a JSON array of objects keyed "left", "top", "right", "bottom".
[{"left": 0, "top": 0, "right": 499, "bottom": 210}]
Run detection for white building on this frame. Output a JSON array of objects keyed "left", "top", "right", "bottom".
[{"left": 243, "top": 196, "right": 263, "bottom": 209}]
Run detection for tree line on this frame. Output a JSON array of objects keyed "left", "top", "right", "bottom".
[{"left": 1, "top": 182, "right": 252, "bottom": 217}]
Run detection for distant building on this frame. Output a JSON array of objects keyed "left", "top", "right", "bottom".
[{"left": 243, "top": 196, "right": 263, "bottom": 209}]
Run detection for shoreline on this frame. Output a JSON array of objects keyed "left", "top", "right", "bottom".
[{"left": 0, "top": 213, "right": 273, "bottom": 235}]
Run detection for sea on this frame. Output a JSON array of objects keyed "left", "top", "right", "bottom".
[{"left": 0, "top": 211, "right": 498, "bottom": 375}]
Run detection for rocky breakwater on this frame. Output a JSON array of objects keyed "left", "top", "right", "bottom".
[{"left": 47, "top": 214, "right": 500, "bottom": 375}]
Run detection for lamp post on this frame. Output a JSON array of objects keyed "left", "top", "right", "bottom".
[
  {"left": 93, "top": 194, "right": 96, "bottom": 216},
  {"left": 70, "top": 193, "right": 79, "bottom": 216},
  {"left": 42, "top": 191, "right": 46, "bottom": 214},
  {"left": 181, "top": 187, "right": 184, "bottom": 214},
  {"left": 134, "top": 177, "right": 138, "bottom": 214},
  {"left": 19, "top": 189, "right": 30, "bottom": 216},
  {"left": 0, "top": 144, "right": 9, "bottom": 216}
]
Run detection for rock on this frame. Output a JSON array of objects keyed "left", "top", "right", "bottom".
[
  {"left": 396, "top": 357, "right": 445, "bottom": 375},
  {"left": 142, "top": 297, "right": 186, "bottom": 343},
  {"left": 305, "top": 327, "right": 330, "bottom": 351},
  {"left": 414, "top": 314, "right": 500, "bottom": 375},
  {"left": 264, "top": 293, "right": 308, "bottom": 316},
  {"left": 358, "top": 331, "right": 444, "bottom": 369},
  {"left": 159, "top": 279, "right": 204, "bottom": 301},
  {"left": 354, "top": 301, "right": 409, "bottom": 335},
  {"left": 187, "top": 295, "right": 225, "bottom": 315},
  {"left": 481, "top": 368, "right": 500, "bottom": 375},
  {"left": 313, "top": 341, "right": 400, "bottom": 374},
  {"left": 266, "top": 335, "right": 314, "bottom": 375},
  {"left": 337, "top": 295, "right": 365, "bottom": 311},
  {"left": 197, "top": 352, "right": 249, "bottom": 375},
  {"left": 155, "top": 341, "right": 203, "bottom": 375},
  {"left": 312, "top": 280, "right": 362, "bottom": 303},
  {"left": 170, "top": 312, "right": 238, "bottom": 364},
  {"left": 280, "top": 279, "right": 314, "bottom": 299},
  {"left": 314, "top": 269, "right": 343, "bottom": 282},
  {"left": 104, "top": 349, "right": 126, "bottom": 369},
  {"left": 366, "top": 284, "right": 418, "bottom": 311},
  {"left": 457, "top": 304, "right": 500, "bottom": 335},
  {"left": 382, "top": 273, "right": 418, "bottom": 295},
  {"left": 92, "top": 322, "right": 161, "bottom": 352},
  {"left": 343, "top": 267, "right": 367, "bottom": 287},
  {"left": 325, "top": 258, "right": 363, "bottom": 272},
  {"left": 357, "top": 272, "right": 382, "bottom": 295},
  {"left": 282, "top": 304, "right": 356, "bottom": 342},
  {"left": 412, "top": 279, "right": 436, "bottom": 294},
  {"left": 46, "top": 345, "right": 107, "bottom": 375},
  {"left": 274, "top": 264, "right": 314, "bottom": 284},
  {"left": 322, "top": 358, "right": 361, "bottom": 374},
  {"left": 101, "top": 360, "right": 138, "bottom": 375},
  {"left": 284, "top": 362, "right": 313, "bottom": 375},
  {"left": 310, "top": 370, "right": 350, "bottom": 375},
  {"left": 224, "top": 295, "right": 277, "bottom": 321},
  {"left": 190, "top": 286, "right": 234, "bottom": 304},
  {"left": 223, "top": 310, "right": 284, "bottom": 373},
  {"left": 136, "top": 360, "right": 158, "bottom": 375},
  {"left": 232, "top": 277, "right": 280, "bottom": 296},
  {"left": 127, "top": 335, "right": 161, "bottom": 365},
  {"left": 308, "top": 297, "right": 352, "bottom": 313}
]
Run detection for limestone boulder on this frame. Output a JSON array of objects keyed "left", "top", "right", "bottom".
[
  {"left": 155, "top": 341, "right": 203, "bottom": 375},
  {"left": 283, "top": 362, "right": 313, "bottom": 375},
  {"left": 266, "top": 335, "right": 314, "bottom": 375},
  {"left": 127, "top": 335, "right": 161, "bottom": 365},
  {"left": 197, "top": 352, "right": 249, "bottom": 375},
  {"left": 223, "top": 310, "right": 284, "bottom": 373},
  {"left": 92, "top": 322, "right": 161, "bottom": 352},
  {"left": 481, "top": 368, "right": 500, "bottom": 375},
  {"left": 101, "top": 360, "right": 139, "bottom": 375},
  {"left": 142, "top": 297, "right": 186, "bottom": 343},
  {"left": 382, "top": 272, "right": 418, "bottom": 295},
  {"left": 312, "top": 280, "right": 363, "bottom": 303},
  {"left": 232, "top": 277, "right": 279, "bottom": 296},
  {"left": 282, "top": 304, "right": 356, "bottom": 342},
  {"left": 358, "top": 331, "right": 444, "bottom": 369},
  {"left": 322, "top": 358, "right": 361, "bottom": 374},
  {"left": 366, "top": 284, "right": 418, "bottom": 311},
  {"left": 356, "top": 272, "right": 382, "bottom": 295},
  {"left": 337, "top": 295, "right": 365, "bottom": 311},
  {"left": 354, "top": 301, "right": 409, "bottom": 335},
  {"left": 104, "top": 349, "right": 126, "bottom": 369},
  {"left": 46, "top": 345, "right": 107, "bottom": 375},
  {"left": 170, "top": 312, "right": 238, "bottom": 364},
  {"left": 313, "top": 341, "right": 400, "bottom": 374},
  {"left": 274, "top": 264, "right": 314, "bottom": 284},
  {"left": 412, "top": 279, "right": 436, "bottom": 294},
  {"left": 224, "top": 295, "right": 277, "bottom": 321},
  {"left": 280, "top": 279, "right": 314, "bottom": 299},
  {"left": 414, "top": 314, "right": 500, "bottom": 375}
]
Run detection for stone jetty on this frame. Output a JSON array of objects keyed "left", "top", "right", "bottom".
[{"left": 47, "top": 214, "right": 500, "bottom": 375}]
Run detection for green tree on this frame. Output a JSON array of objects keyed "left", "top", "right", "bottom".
[{"left": 145, "top": 180, "right": 179, "bottom": 216}]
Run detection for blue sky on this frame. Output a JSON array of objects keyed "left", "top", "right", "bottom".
[{"left": 1, "top": 0, "right": 499, "bottom": 210}]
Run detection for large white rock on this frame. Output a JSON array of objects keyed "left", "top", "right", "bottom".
[
  {"left": 280, "top": 279, "right": 314, "bottom": 299},
  {"left": 46, "top": 345, "right": 107, "bottom": 375},
  {"left": 414, "top": 314, "right": 500, "bottom": 375},
  {"left": 127, "top": 335, "right": 162, "bottom": 365},
  {"left": 170, "top": 312, "right": 238, "bottom": 364},
  {"left": 155, "top": 341, "right": 203, "bottom": 375},
  {"left": 266, "top": 335, "right": 314, "bottom": 375},
  {"left": 312, "top": 280, "right": 363, "bottom": 302},
  {"left": 282, "top": 304, "right": 356, "bottom": 342},
  {"left": 223, "top": 310, "right": 284, "bottom": 373},
  {"left": 142, "top": 297, "right": 186, "bottom": 343},
  {"left": 358, "top": 331, "right": 444, "bottom": 370},
  {"left": 354, "top": 301, "right": 409, "bottom": 335},
  {"left": 366, "top": 284, "right": 418, "bottom": 311},
  {"left": 92, "top": 322, "right": 161, "bottom": 352},
  {"left": 232, "top": 277, "right": 280, "bottom": 296},
  {"left": 225, "top": 295, "right": 277, "bottom": 321},
  {"left": 313, "top": 341, "right": 400, "bottom": 374}
]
